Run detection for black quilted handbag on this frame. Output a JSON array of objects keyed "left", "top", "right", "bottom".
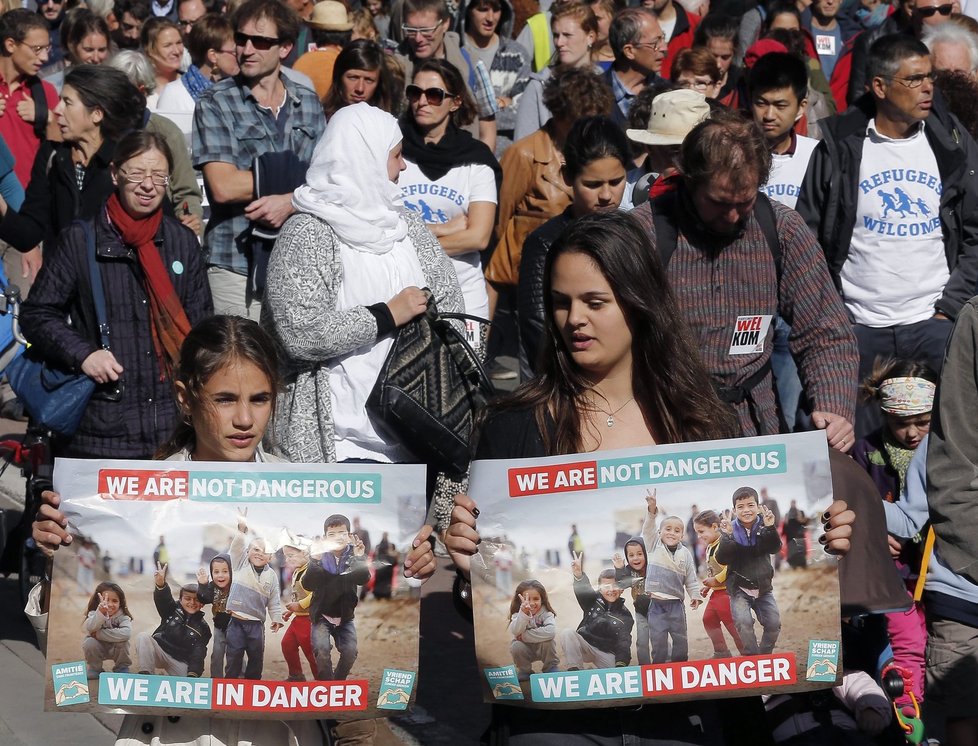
[{"left": 366, "top": 294, "right": 494, "bottom": 478}]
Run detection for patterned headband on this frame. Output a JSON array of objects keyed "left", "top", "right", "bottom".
[{"left": 879, "top": 377, "right": 936, "bottom": 417}]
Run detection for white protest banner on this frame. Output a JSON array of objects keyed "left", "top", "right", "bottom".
[
  {"left": 468, "top": 432, "right": 841, "bottom": 707},
  {"left": 44, "top": 458, "right": 426, "bottom": 720}
]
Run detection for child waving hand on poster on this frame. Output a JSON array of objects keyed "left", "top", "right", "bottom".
[
  {"left": 31, "top": 315, "right": 437, "bottom": 746},
  {"left": 445, "top": 212, "right": 856, "bottom": 744}
]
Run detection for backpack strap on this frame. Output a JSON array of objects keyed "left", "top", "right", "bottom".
[
  {"left": 28, "top": 77, "right": 47, "bottom": 142},
  {"left": 649, "top": 190, "right": 682, "bottom": 269},
  {"left": 752, "top": 192, "right": 782, "bottom": 291}
]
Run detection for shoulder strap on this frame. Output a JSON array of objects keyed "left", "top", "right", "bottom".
[
  {"left": 650, "top": 191, "right": 682, "bottom": 268},
  {"left": 80, "top": 221, "right": 111, "bottom": 350},
  {"left": 752, "top": 193, "right": 782, "bottom": 290},
  {"left": 28, "top": 78, "right": 47, "bottom": 141}
]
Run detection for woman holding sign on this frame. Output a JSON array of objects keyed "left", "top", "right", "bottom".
[
  {"left": 445, "top": 211, "right": 856, "bottom": 744},
  {"left": 31, "top": 315, "right": 437, "bottom": 746}
]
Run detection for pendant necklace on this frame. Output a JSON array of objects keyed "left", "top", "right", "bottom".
[{"left": 593, "top": 397, "right": 634, "bottom": 428}]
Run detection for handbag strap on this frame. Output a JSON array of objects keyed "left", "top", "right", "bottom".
[{"left": 81, "top": 220, "right": 112, "bottom": 350}]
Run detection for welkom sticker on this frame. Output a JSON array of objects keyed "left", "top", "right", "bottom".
[
  {"left": 728, "top": 315, "right": 773, "bottom": 355},
  {"left": 376, "top": 669, "right": 416, "bottom": 710},
  {"left": 52, "top": 661, "right": 91, "bottom": 706},
  {"left": 806, "top": 640, "right": 840, "bottom": 682}
]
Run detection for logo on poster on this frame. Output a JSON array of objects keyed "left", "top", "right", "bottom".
[
  {"left": 52, "top": 661, "right": 91, "bottom": 706},
  {"left": 377, "top": 669, "right": 416, "bottom": 710},
  {"left": 806, "top": 640, "right": 840, "bottom": 682}
]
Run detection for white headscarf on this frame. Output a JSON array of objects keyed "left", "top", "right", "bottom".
[{"left": 291, "top": 102, "right": 408, "bottom": 254}]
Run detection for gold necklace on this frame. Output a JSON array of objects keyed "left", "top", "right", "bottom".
[{"left": 591, "top": 397, "right": 634, "bottom": 428}]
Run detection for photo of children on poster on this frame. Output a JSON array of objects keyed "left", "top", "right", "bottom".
[
  {"left": 468, "top": 432, "right": 842, "bottom": 708},
  {"left": 44, "top": 459, "right": 426, "bottom": 720}
]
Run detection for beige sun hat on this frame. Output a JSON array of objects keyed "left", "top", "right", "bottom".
[
  {"left": 626, "top": 89, "right": 711, "bottom": 146},
  {"left": 308, "top": 0, "right": 353, "bottom": 31}
]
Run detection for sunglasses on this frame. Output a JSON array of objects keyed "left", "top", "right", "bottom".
[
  {"left": 914, "top": 3, "right": 953, "bottom": 16},
  {"left": 405, "top": 84, "right": 455, "bottom": 105},
  {"left": 234, "top": 31, "right": 281, "bottom": 50}
]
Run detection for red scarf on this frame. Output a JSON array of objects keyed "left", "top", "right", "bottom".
[{"left": 105, "top": 193, "right": 191, "bottom": 379}]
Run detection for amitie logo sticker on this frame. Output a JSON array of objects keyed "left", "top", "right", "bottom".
[
  {"left": 484, "top": 665, "right": 524, "bottom": 700},
  {"left": 52, "top": 661, "right": 91, "bottom": 706},
  {"left": 376, "top": 669, "right": 415, "bottom": 710},
  {"left": 806, "top": 640, "right": 840, "bottom": 682}
]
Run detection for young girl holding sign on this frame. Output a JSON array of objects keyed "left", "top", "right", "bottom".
[
  {"left": 31, "top": 315, "right": 437, "bottom": 746},
  {"left": 445, "top": 211, "right": 856, "bottom": 743}
]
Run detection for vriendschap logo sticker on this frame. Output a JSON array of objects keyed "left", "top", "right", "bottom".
[{"left": 805, "top": 640, "right": 840, "bottom": 682}]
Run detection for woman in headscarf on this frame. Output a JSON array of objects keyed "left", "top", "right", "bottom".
[{"left": 263, "top": 102, "right": 463, "bottom": 464}]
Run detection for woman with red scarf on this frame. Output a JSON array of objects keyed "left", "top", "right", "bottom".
[{"left": 20, "top": 131, "right": 213, "bottom": 459}]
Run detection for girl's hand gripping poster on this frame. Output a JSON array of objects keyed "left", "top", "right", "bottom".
[
  {"left": 467, "top": 432, "right": 842, "bottom": 708},
  {"left": 43, "top": 458, "right": 426, "bottom": 720}
]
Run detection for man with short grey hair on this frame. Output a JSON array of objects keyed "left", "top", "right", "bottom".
[
  {"left": 604, "top": 8, "right": 664, "bottom": 125},
  {"left": 922, "top": 20, "right": 978, "bottom": 77}
]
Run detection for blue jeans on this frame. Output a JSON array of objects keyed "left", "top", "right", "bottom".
[
  {"left": 225, "top": 618, "right": 265, "bottom": 679},
  {"left": 729, "top": 587, "right": 781, "bottom": 655},
  {"left": 771, "top": 317, "right": 807, "bottom": 431},
  {"left": 648, "top": 599, "right": 688, "bottom": 663},
  {"left": 312, "top": 619, "right": 358, "bottom": 681}
]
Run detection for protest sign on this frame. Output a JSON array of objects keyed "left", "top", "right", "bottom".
[
  {"left": 468, "top": 432, "right": 841, "bottom": 707},
  {"left": 44, "top": 458, "right": 426, "bottom": 719}
]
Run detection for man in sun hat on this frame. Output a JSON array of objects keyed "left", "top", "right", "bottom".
[
  {"left": 625, "top": 87, "right": 710, "bottom": 206},
  {"left": 292, "top": 0, "right": 352, "bottom": 98}
]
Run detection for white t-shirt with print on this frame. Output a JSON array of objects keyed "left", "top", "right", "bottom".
[
  {"left": 761, "top": 134, "right": 818, "bottom": 210},
  {"left": 841, "top": 121, "right": 948, "bottom": 327},
  {"left": 400, "top": 160, "right": 497, "bottom": 348}
]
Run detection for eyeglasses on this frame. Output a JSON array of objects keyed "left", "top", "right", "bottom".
[
  {"left": 677, "top": 77, "right": 715, "bottom": 91},
  {"left": 234, "top": 31, "right": 281, "bottom": 50},
  {"left": 216, "top": 48, "right": 237, "bottom": 56},
  {"left": 914, "top": 3, "right": 953, "bottom": 16},
  {"left": 883, "top": 71, "right": 937, "bottom": 88},
  {"left": 401, "top": 23, "right": 443, "bottom": 39},
  {"left": 16, "top": 41, "right": 53, "bottom": 55},
  {"left": 37, "top": 0, "right": 62, "bottom": 5},
  {"left": 630, "top": 35, "right": 666, "bottom": 52},
  {"left": 118, "top": 169, "right": 170, "bottom": 187},
  {"left": 405, "top": 84, "right": 455, "bottom": 105},
  {"left": 179, "top": 15, "right": 205, "bottom": 28}
]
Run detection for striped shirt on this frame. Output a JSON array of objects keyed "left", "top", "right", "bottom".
[{"left": 631, "top": 196, "right": 858, "bottom": 436}]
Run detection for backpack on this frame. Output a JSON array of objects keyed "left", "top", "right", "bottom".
[{"left": 27, "top": 77, "right": 48, "bottom": 141}]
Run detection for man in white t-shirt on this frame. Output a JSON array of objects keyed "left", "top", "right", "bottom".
[
  {"left": 749, "top": 51, "right": 820, "bottom": 432},
  {"left": 798, "top": 34, "right": 978, "bottom": 436}
]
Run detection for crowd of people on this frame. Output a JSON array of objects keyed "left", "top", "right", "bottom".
[{"left": 4, "top": 0, "right": 978, "bottom": 741}]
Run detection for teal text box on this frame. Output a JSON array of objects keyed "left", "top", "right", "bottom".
[
  {"left": 98, "top": 674, "right": 212, "bottom": 709},
  {"left": 530, "top": 667, "right": 644, "bottom": 702},
  {"left": 187, "top": 471, "right": 382, "bottom": 503},
  {"left": 596, "top": 445, "right": 786, "bottom": 488}
]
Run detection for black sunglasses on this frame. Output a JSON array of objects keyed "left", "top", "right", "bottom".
[
  {"left": 234, "top": 31, "right": 281, "bottom": 50},
  {"left": 915, "top": 3, "right": 953, "bottom": 16},
  {"left": 405, "top": 84, "right": 455, "bottom": 105}
]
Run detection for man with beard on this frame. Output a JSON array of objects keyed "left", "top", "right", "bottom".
[{"left": 631, "top": 110, "right": 859, "bottom": 451}]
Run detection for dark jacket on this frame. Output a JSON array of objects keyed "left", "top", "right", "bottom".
[
  {"left": 303, "top": 549, "right": 371, "bottom": 625},
  {"left": 517, "top": 207, "right": 573, "bottom": 379},
  {"left": 197, "top": 552, "right": 233, "bottom": 631},
  {"left": 614, "top": 536, "right": 651, "bottom": 616},
  {"left": 0, "top": 139, "right": 116, "bottom": 253},
  {"left": 152, "top": 583, "right": 212, "bottom": 677},
  {"left": 19, "top": 206, "right": 213, "bottom": 458},
  {"left": 572, "top": 571, "right": 633, "bottom": 664},
  {"left": 715, "top": 519, "right": 781, "bottom": 594},
  {"left": 796, "top": 93, "right": 978, "bottom": 320}
]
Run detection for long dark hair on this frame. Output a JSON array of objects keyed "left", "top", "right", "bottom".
[
  {"left": 562, "top": 116, "right": 631, "bottom": 182},
  {"left": 156, "top": 316, "right": 282, "bottom": 459},
  {"left": 85, "top": 581, "right": 133, "bottom": 620},
  {"left": 412, "top": 58, "right": 476, "bottom": 128},
  {"left": 489, "top": 212, "right": 737, "bottom": 454},
  {"left": 322, "top": 39, "right": 396, "bottom": 118}
]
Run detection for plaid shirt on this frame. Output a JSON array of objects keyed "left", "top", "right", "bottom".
[
  {"left": 631, "top": 196, "right": 858, "bottom": 436},
  {"left": 192, "top": 74, "right": 325, "bottom": 274}
]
